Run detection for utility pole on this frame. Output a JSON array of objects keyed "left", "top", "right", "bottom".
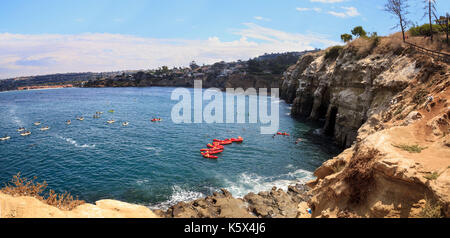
[
  {"left": 447, "top": 13, "right": 449, "bottom": 44},
  {"left": 429, "top": 0, "right": 433, "bottom": 41}
]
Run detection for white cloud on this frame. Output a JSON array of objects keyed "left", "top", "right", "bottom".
[
  {"left": 296, "top": 7, "right": 322, "bottom": 12},
  {"left": 296, "top": 8, "right": 310, "bottom": 12},
  {"left": 327, "top": 6, "right": 360, "bottom": 18},
  {"left": 0, "top": 24, "right": 338, "bottom": 78},
  {"left": 254, "top": 16, "right": 271, "bottom": 21}
]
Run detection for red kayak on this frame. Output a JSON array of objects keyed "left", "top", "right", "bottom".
[
  {"left": 201, "top": 148, "right": 223, "bottom": 152},
  {"left": 202, "top": 150, "right": 223, "bottom": 155},
  {"left": 231, "top": 136, "right": 244, "bottom": 143},
  {"left": 219, "top": 140, "right": 233, "bottom": 145},
  {"left": 213, "top": 139, "right": 223, "bottom": 142},
  {"left": 207, "top": 143, "right": 224, "bottom": 149},
  {"left": 203, "top": 154, "right": 218, "bottom": 159}
]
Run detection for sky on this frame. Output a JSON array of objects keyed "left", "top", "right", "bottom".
[{"left": 0, "top": 0, "right": 449, "bottom": 79}]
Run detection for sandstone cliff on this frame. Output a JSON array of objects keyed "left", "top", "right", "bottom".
[
  {"left": 0, "top": 192, "right": 158, "bottom": 218},
  {"left": 281, "top": 35, "right": 450, "bottom": 217}
]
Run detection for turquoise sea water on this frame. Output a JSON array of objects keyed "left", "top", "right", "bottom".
[{"left": 0, "top": 87, "right": 339, "bottom": 208}]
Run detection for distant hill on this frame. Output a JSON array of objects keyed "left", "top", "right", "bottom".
[
  {"left": 0, "top": 71, "right": 137, "bottom": 92},
  {"left": 254, "top": 50, "right": 319, "bottom": 61},
  {"left": 0, "top": 50, "right": 318, "bottom": 92}
]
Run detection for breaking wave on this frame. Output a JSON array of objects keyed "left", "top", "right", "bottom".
[
  {"left": 223, "top": 169, "right": 314, "bottom": 198},
  {"left": 149, "top": 185, "right": 206, "bottom": 210},
  {"left": 56, "top": 136, "right": 96, "bottom": 149}
]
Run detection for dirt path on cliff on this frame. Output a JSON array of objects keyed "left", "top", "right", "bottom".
[{"left": 387, "top": 85, "right": 450, "bottom": 171}]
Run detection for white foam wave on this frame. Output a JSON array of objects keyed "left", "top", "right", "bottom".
[
  {"left": 145, "top": 146, "right": 162, "bottom": 155},
  {"left": 149, "top": 185, "right": 205, "bottom": 210},
  {"left": 136, "top": 179, "right": 149, "bottom": 185},
  {"left": 223, "top": 169, "right": 314, "bottom": 198},
  {"left": 57, "top": 136, "right": 96, "bottom": 149},
  {"left": 9, "top": 106, "right": 24, "bottom": 127}
]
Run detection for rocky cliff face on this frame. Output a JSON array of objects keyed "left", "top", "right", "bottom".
[
  {"left": 154, "top": 185, "right": 312, "bottom": 218},
  {"left": 281, "top": 39, "right": 415, "bottom": 148},
  {"left": 281, "top": 36, "right": 450, "bottom": 218}
]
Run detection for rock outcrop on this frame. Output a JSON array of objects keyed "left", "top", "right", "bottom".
[
  {"left": 281, "top": 35, "right": 450, "bottom": 218},
  {"left": 155, "top": 185, "right": 312, "bottom": 218},
  {"left": 0, "top": 192, "right": 158, "bottom": 218}
]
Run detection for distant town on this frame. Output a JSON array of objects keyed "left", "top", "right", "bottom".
[{"left": 0, "top": 51, "right": 318, "bottom": 92}]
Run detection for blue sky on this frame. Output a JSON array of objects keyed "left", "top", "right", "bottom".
[{"left": 0, "top": 0, "right": 448, "bottom": 78}]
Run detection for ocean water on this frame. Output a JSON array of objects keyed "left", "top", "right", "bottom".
[{"left": 0, "top": 87, "right": 339, "bottom": 209}]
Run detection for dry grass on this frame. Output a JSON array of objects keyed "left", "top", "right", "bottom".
[
  {"left": 1, "top": 172, "right": 85, "bottom": 211},
  {"left": 331, "top": 161, "right": 346, "bottom": 173},
  {"left": 413, "top": 89, "right": 429, "bottom": 105},
  {"left": 423, "top": 172, "right": 440, "bottom": 180},
  {"left": 406, "top": 33, "right": 450, "bottom": 54},
  {"left": 345, "top": 35, "right": 385, "bottom": 59},
  {"left": 420, "top": 197, "right": 443, "bottom": 218},
  {"left": 347, "top": 37, "right": 376, "bottom": 58},
  {"left": 343, "top": 148, "right": 380, "bottom": 205},
  {"left": 341, "top": 32, "right": 447, "bottom": 61},
  {"left": 373, "top": 34, "right": 404, "bottom": 55},
  {"left": 392, "top": 144, "right": 427, "bottom": 153}
]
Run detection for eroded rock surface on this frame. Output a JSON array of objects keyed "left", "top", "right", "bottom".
[{"left": 281, "top": 36, "right": 450, "bottom": 218}]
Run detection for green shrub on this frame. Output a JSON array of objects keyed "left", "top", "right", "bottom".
[
  {"left": 423, "top": 172, "right": 439, "bottom": 180},
  {"left": 413, "top": 89, "right": 429, "bottom": 105},
  {"left": 409, "top": 24, "right": 445, "bottom": 37},
  {"left": 325, "top": 46, "right": 344, "bottom": 60},
  {"left": 341, "top": 33, "right": 353, "bottom": 43},
  {"left": 369, "top": 33, "right": 380, "bottom": 47},
  {"left": 351, "top": 26, "right": 367, "bottom": 38}
]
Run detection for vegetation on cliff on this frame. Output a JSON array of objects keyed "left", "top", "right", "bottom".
[
  {"left": 281, "top": 31, "right": 449, "bottom": 217},
  {"left": 1, "top": 173, "right": 85, "bottom": 211}
]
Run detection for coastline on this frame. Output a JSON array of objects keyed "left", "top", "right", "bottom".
[{"left": 1, "top": 35, "right": 449, "bottom": 218}]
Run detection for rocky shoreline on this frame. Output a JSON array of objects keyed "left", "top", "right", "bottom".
[{"left": 153, "top": 184, "right": 312, "bottom": 218}]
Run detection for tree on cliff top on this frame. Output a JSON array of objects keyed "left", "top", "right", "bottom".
[
  {"left": 422, "top": 0, "right": 441, "bottom": 42},
  {"left": 385, "top": 0, "right": 411, "bottom": 42},
  {"left": 341, "top": 33, "right": 353, "bottom": 43},
  {"left": 351, "top": 26, "right": 367, "bottom": 38}
]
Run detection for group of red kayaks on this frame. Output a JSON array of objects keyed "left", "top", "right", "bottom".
[{"left": 200, "top": 136, "right": 244, "bottom": 159}]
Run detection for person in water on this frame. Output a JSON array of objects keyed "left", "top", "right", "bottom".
[{"left": 295, "top": 138, "right": 303, "bottom": 144}]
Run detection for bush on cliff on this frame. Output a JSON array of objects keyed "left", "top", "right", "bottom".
[
  {"left": 325, "top": 46, "right": 344, "bottom": 60},
  {"left": 1, "top": 172, "right": 85, "bottom": 211},
  {"left": 409, "top": 23, "right": 445, "bottom": 37}
]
